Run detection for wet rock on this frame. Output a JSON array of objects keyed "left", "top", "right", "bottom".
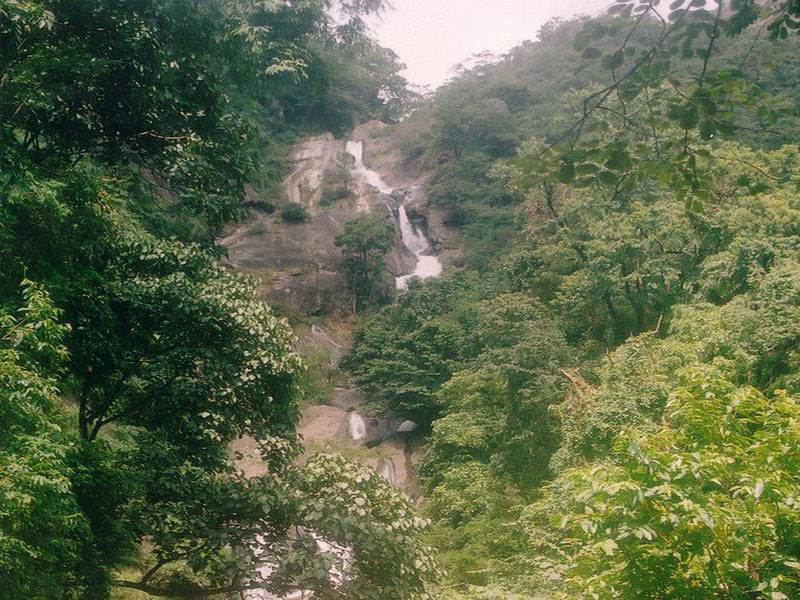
[
  {"left": 346, "top": 409, "right": 367, "bottom": 441},
  {"left": 221, "top": 130, "right": 422, "bottom": 315},
  {"left": 397, "top": 420, "right": 419, "bottom": 433},
  {"left": 331, "top": 387, "right": 364, "bottom": 411},
  {"left": 376, "top": 458, "right": 396, "bottom": 484}
]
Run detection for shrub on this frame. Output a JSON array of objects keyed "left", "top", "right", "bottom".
[
  {"left": 319, "top": 187, "right": 351, "bottom": 207},
  {"left": 281, "top": 202, "right": 310, "bottom": 223},
  {"left": 247, "top": 221, "right": 269, "bottom": 235}
]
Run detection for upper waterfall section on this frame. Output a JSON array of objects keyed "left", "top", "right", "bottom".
[{"left": 344, "top": 139, "right": 442, "bottom": 289}]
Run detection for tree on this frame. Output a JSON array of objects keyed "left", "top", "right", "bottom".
[
  {"left": 524, "top": 368, "right": 800, "bottom": 599},
  {"left": 335, "top": 214, "right": 394, "bottom": 314},
  {"left": 343, "top": 271, "right": 500, "bottom": 424},
  {"left": 521, "top": 1, "right": 800, "bottom": 204},
  {"left": 435, "top": 98, "right": 518, "bottom": 160},
  {"left": 0, "top": 281, "right": 119, "bottom": 599},
  {"left": 0, "top": 182, "right": 438, "bottom": 599},
  {"left": 112, "top": 453, "right": 437, "bottom": 599},
  {"left": 71, "top": 235, "right": 302, "bottom": 446},
  {"left": 0, "top": 1, "right": 440, "bottom": 596},
  {"left": 336, "top": 151, "right": 354, "bottom": 194},
  {"left": 282, "top": 201, "right": 311, "bottom": 222}
]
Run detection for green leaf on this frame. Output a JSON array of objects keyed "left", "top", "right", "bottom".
[
  {"left": 598, "top": 171, "right": 619, "bottom": 186},
  {"left": 619, "top": 83, "right": 641, "bottom": 102},
  {"left": 605, "top": 150, "right": 632, "bottom": 172},
  {"left": 590, "top": 25, "right": 609, "bottom": 40},
  {"left": 597, "top": 539, "right": 618, "bottom": 556},
  {"left": 668, "top": 104, "right": 699, "bottom": 129},
  {"left": 699, "top": 120, "right": 716, "bottom": 140},
  {"left": 576, "top": 163, "right": 599, "bottom": 175},
  {"left": 557, "top": 161, "right": 576, "bottom": 183},
  {"left": 754, "top": 480, "right": 764, "bottom": 499},
  {"left": 602, "top": 50, "right": 625, "bottom": 70}
]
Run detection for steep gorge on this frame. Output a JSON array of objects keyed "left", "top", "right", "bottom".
[{"left": 223, "top": 121, "right": 452, "bottom": 499}]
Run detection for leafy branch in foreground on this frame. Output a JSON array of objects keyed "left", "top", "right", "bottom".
[
  {"left": 522, "top": 0, "right": 799, "bottom": 204},
  {"left": 524, "top": 366, "right": 800, "bottom": 599}
]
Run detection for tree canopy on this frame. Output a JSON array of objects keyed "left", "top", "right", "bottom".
[
  {"left": 344, "top": 4, "right": 800, "bottom": 598},
  {"left": 0, "top": 0, "right": 434, "bottom": 597}
]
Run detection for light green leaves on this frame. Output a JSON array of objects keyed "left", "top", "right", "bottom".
[
  {"left": 596, "top": 539, "right": 618, "bottom": 556},
  {"left": 530, "top": 373, "right": 800, "bottom": 598},
  {"left": 753, "top": 479, "right": 765, "bottom": 500}
]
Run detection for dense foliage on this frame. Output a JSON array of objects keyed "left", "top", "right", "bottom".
[
  {"left": 334, "top": 213, "right": 394, "bottom": 313},
  {"left": 345, "top": 3, "right": 800, "bottom": 598},
  {"left": 0, "top": 0, "right": 434, "bottom": 598},
  {"left": 6, "top": 0, "right": 800, "bottom": 597}
]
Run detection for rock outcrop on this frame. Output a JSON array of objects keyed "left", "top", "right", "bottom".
[{"left": 220, "top": 130, "right": 417, "bottom": 314}]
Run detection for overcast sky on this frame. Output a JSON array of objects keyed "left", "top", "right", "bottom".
[{"left": 368, "top": 0, "right": 615, "bottom": 89}]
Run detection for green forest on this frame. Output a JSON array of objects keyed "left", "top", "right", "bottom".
[{"left": 2, "top": 0, "right": 800, "bottom": 599}]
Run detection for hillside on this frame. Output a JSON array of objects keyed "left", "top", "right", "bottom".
[
  {"left": 3, "top": 2, "right": 800, "bottom": 600},
  {"left": 341, "top": 6, "right": 800, "bottom": 600},
  {"left": 0, "top": 1, "right": 436, "bottom": 598}
]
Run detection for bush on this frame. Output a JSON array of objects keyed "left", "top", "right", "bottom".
[
  {"left": 247, "top": 221, "right": 269, "bottom": 235},
  {"left": 245, "top": 199, "right": 276, "bottom": 214},
  {"left": 521, "top": 367, "right": 800, "bottom": 599},
  {"left": 319, "top": 187, "right": 351, "bottom": 207},
  {"left": 281, "top": 202, "right": 310, "bottom": 223}
]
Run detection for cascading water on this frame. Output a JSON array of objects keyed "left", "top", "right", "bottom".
[
  {"left": 376, "top": 458, "right": 396, "bottom": 485},
  {"left": 395, "top": 204, "right": 443, "bottom": 290},
  {"left": 248, "top": 139, "right": 439, "bottom": 599},
  {"left": 344, "top": 140, "right": 442, "bottom": 289},
  {"left": 246, "top": 533, "right": 352, "bottom": 600},
  {"left": 347, "top": 411, "right": 367, "bottom": 441},
  {"left": 345, "top": 140, "right": 392, "bottom": 195}
]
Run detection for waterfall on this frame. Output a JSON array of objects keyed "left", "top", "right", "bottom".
[
  {"left": 344, "top": 139, "right": 443, "bottom": 289},
  {"left": 347, "top": 411, "right": 367, "bottom": 441},
  {"left": 396, "top": 204, "right": 443, "bottom": 290},
  {"left": 376, "top": 458, "right": 396, "bottom": 485},
  {"left": 345, "top": 140, "right": 392, "bottom": 194},
  {"left": 397, "top": 204, "right": 428, "bottom": 254},
  {"left": 245, "top": 533, "right": 352, "bottom": 600}
]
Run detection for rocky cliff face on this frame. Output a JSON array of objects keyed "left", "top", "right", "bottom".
[
  {"left": 224, "top": 122, "right": 445, "bottom": 498},
  {"left": 221, "top": 127, "right": 407, "bottom": 314},
  {"left": 346, "top": 121, "right": 463, "bottom": 269},
  {"left": 220, "top": 121, "right": 459, "bottom": 314}
]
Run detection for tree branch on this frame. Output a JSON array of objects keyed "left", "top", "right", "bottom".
[{"left": 541, "top": 3, "right": 690, "bottom": 156}]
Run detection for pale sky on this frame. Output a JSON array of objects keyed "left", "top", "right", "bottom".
[{"left": 369, "top": 0, "right": 615, "bottom": 89}]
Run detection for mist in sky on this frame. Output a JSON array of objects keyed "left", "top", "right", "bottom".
[{"left": 369, "top": 0, "right": 614, "bottom": 89}]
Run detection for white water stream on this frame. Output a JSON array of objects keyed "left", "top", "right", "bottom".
[
  {"left": 345, "top": 140, "right": 393, "bottom": 195},
  {"left": 246, "top": 533, "right": 351, "bottom": 600},
  {"left": 347, "top": 411, "right": 367, "bottom": 441},
  {"left": 376, "top": 458, "right": 396, "bottom": 485},
  {"left": 344, "top": 140, "right": 442, "bottom": 289},
  {"left": 395, "top": 204, "right": 443, "bottom": 290}
]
